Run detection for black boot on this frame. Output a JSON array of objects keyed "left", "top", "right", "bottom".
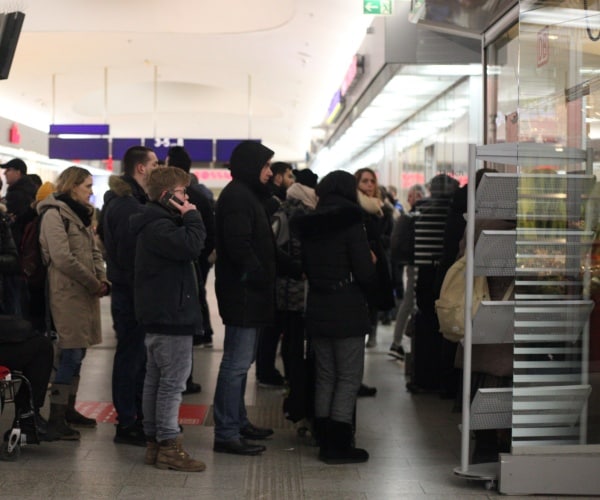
[
  {"left": 46, "top": 384, "right": 80, "bottom": 441},
  {"left": 313, "top": 417, "right": 328, "bottom": 457},
  {"left": 320, "top": 420, "right": 369, "bottom": 464},
  {"left": 65, "top": 377, "right": 96, "bottom": 427}
]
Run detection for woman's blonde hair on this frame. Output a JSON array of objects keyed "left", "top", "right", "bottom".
[
  {"left": 354, "top": 167, "right": 381, "bottom": 199},
  {"left": 146, "top": 167, "right": 190, "bottom": 201},
  {"left": 55, "top": 166, "right": 92, "bottom": 196}
]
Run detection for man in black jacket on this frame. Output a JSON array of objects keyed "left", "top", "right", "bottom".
[
  {"left": 102, "top": 146, "right": 158, "bottom": 446},
  {"left": 256, "top": 161, "right": 295, "bottom": 387},
  {"left": 166, "top": 146, "right": 216, "bottom": 352},
  {"left": 2, "top": 158, "right": 36, "bottom": 246},
  {"left": 212, "top": 140, "right": 279, "bottom": 456},
  {"left": 2, "top": 158, "right": 36, "bottom": 315}
]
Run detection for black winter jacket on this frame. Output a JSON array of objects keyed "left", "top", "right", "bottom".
[
  {"left": 5, "top": 176, "right": 36, "bottom": 245},
  {"left": 292, "top": 195, "right": 376, "bottom": 338},
  {"left": 130, "top": 202, "right": 206, "bottom": 335},
  {"left": 102, "top": 175, "right": 148, "bottom": 287},
  {"left": 215, "top": 177, "right": 278, "bottom": 327}
]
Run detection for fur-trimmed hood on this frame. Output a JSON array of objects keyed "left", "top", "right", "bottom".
[
  {"left": 104, "top": 175, "right": 147, "bottom": 205},
  {"left": 357, "top": 190, "right": 383, "bottom": 217},
  {"left": 291, "top": 195, "right": 363, "bottom": 240},
  {"left": 108, "top": 175, "right": 133, "bottom": 197}
]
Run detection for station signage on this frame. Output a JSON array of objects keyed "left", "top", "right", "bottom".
[
  {"left": 49, "top": 125, "right": 258, "bottom": 163},
  {"left": 363, "top": 0, "right": 392, "bottom": 15}
]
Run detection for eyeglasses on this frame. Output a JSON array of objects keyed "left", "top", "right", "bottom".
[{"left": 173, "top": 188, "right": 187, "bottom": 196}]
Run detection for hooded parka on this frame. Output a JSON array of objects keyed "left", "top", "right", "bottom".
[
  {"left": 292, "top": 174, "right": 376, "bottom": 339},
  {"left": 214, "top": 141, "right": 276, "bottom": 327}
]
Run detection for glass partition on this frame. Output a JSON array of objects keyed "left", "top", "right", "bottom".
[{"left": 485, "top": 0, "right": 600, "bottom": 451}]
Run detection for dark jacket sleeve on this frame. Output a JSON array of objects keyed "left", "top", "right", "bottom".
[
  {"left": 220, "top": 204, "right": 267, "bottom": 285},
  {"left": 105, "top": 197, "right": 144, "bottom": 271},
  {"left": 194, "top": 191, "right": 215, "bottom": 257},
  {"left": 140, "top": 210, "right": 206, "bottom": 262},
  {"left": 347, "top": 223, "right": 376, "bottom": 293},
  {"left": 0, "top": 216, "right": 19, "bottom": 274},
  {"left": 6, "top": 188, "right": 32, "bottom": 220}
]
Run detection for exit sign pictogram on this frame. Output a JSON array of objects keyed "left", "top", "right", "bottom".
[{"left": 364, "top": 0, "right": 392, "bottom": 15}]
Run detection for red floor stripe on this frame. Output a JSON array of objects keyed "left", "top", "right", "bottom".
[{"left": 75, "top": 401, "right": 209, "bottom": 425}]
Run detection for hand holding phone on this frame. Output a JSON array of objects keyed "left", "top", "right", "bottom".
[
  {"left": 159, "top": 191, "right": 196, "bottom": 215},
  {"left": 159, "top": 192, "right": 184, "bottom": 208}
]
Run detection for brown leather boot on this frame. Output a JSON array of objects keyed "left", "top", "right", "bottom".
[
  {"left": 145, "top": 438, "right": 158, "bottom": 465},
  {"left": 155, "top": 436, "right": 206, "bottom": 472}
]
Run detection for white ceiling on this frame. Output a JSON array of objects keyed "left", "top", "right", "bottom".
[{"left": 0, "top": 0, "right": 375, "bottom": 162}]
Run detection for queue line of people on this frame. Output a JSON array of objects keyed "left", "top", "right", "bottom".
[{"left": 0, "top": 142, "right": 413, "bottom": 471}]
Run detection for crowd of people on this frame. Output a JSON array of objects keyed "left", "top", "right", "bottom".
[{"left": 1, "top": 143, "right": 497, "bottom": 470}]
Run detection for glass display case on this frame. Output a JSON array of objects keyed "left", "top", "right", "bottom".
[{"left": 457, "top": 1, "right": 600, "bottom": 494}]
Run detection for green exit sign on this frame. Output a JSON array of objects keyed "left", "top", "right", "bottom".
[{"left": 363, "top": 0, "right": 393, "bottom": 15}]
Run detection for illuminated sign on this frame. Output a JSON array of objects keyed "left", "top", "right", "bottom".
[
  {"left": 326, "top": 90, "right": 344, "bottom": 125},
  {"left": 363, "top": 0, "right": 392, "bottom": 15},
  {"left": 340, "top": 55, "right": 364, "bottom": 97}
]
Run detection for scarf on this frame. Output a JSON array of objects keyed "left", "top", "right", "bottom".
[{"left": 56, "top": 193, "right": 93, "bottom": 227}]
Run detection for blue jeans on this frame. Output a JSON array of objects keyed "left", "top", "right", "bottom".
[
  {"left": 54, "top": 348, "right": 86, "bottom": 385},
  {"left": 213, "top": 325, "right": 258, "bottom": 442},
  {"left": 142, "top": 334, "right": 192, "bottom": 442},
  {"left": 111, "top": 284, "right": 146, "bottom": 427}
]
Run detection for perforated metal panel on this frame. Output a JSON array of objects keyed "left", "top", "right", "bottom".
[
  {"left": 476, "top": 173, "right": 595, "bottom": 220},
  {"left": 470, "top": 388, "right": 512, "bottom": 430}
]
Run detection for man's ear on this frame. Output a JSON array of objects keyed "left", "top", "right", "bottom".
[{"left": 135, "top": 162, "right": 146, "bottom": 175}]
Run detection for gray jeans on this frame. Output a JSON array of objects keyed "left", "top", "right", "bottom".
[
  {"left": 142, "top": 334, "right": 192, "bottom": 442},
  {"left": 313, "top": 336, "right": 364, "bottom": 424}
]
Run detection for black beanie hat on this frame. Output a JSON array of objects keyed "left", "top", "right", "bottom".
[
  {"left": 167, "top": 146, "right": 192, "bottom": 173},
  {"left": 229, "top": 141, "right": 274, "bottom": 181},
  {"left": 293, "top": 169, "right": 318, "bottom": 188}
]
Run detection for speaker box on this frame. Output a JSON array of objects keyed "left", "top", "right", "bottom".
[{"left": 0, "top": 11, "right": 25, "bottom": 80}]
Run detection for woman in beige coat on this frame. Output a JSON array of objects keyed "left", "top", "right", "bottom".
[{"left": 38, "top": 166, "right": 110, "bottom": 440}]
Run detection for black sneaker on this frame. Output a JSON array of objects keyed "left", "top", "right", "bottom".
[
  {"left": 114, "top": 422, "right": 147, "bottom": 447},
  {"left": 387, "top": 343, "right": 405, "bottom": 360},
  {"left": 357, "top": 383, "right": 377, "bottom": 397}
]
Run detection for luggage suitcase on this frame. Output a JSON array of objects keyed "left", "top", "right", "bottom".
[{"left": 406, "top": 309, "right": 442, "bottom": 393}]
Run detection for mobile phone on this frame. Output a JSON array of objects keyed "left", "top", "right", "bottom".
[{"left": 159, "top": 192, "right": 184, "bottom": 208}]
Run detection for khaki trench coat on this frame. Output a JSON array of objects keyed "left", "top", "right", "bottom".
[{"left": 38, "top": 195, "right": 107, "bottom": 349}]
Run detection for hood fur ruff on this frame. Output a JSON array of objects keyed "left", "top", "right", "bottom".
[{"left": 108, "top": 175, "right": 134, "bottom": 197}]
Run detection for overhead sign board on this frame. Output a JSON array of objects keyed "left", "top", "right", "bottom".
[{"left": 363, "top": 0, "right": 392, "bottom": 15}]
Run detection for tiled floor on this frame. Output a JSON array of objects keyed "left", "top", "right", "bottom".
[{"left": 0, "top": 278, "right": 572, "bottom": 499}]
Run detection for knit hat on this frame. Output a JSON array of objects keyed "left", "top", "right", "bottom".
[
  {"left": 1, "top": 158, "right": 27, "bottom": 175},
  {"left": 293, "top": 169, "right": 318, "bottom": 188},
  {"left": 36, "top": 181, "right": 55, "bottom": 202},
  {"left": 167, "top": 146, "right": 192, "bottom": 173}
]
